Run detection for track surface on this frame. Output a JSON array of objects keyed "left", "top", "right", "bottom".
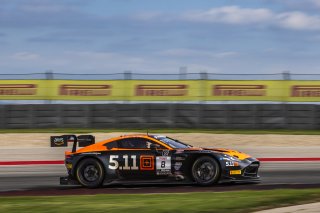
[{"left": 1, "top": 162, "right": 320, "bottom": 196}]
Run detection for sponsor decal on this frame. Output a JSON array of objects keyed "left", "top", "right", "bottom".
[
  {"left": 174, "top": 156, "right": 186, "bottom": 161},
  {"left": 50, "top": 136, "right": 67, "bottom": 147},
  {"left": 53, "top": 137, "right": 64, "bottom": 146},
  {"left": 108, "top": 155, "right": 139, "bottom": 170},
  {"left": 291, "top": 85, "right": 320, "bottom": 97},
  {"left": 230, "top": 170, "right": 242, "bottom": 175},
  {"left": 213, "top": 85, "right": 266, "bottom": 96},
  {"left": 0, "top": 84, "right": 37, "bottom": 95},
  {"left": 174, "top": 162, "right": 182, "bottom": 171},
  {"left": 156, "top": 156, "right": 171, "bottom": 175},
  {"left": 162, "top": 150, "right": 170, "bottom": 156},
  {"left": 67, "top": 136, "right": 75, "bottom": 143},
  {"left": 135, "top": 85, "right": 188, "bottom": 96},
  {"left": 140, "top": 155, "right": 154, "bottom": 170},
  {"left": 226, "top": 161, "right": 239, "bottom": 167},
  {"left": 59, "top": 84, "right": 111, "bottom": 96}
]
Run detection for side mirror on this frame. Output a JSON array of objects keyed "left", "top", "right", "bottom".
[{"left": 150, "top": 143, "right": 160, "bottom": 151}]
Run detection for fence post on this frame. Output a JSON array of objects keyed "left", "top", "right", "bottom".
[
  {"left": 124, "top": 70, "right": 132, "bottom": 80},
  {"left": 200, "top": 71, "right": 208, "bottom": 103},
  {"left": 45, "top": 70, "right": 53, "bottom": 104},
  {"left": 282, "top": 70, "right": 290, "bottom": 129},
  {"left": 179, "top": 66, "right": 187, "bottom": 80},
  {"left": 282, "top": 71, "right": 291, "bottom": 80},
  {"left": 124, "top": 70, "right": 132, "bottom": 102}
]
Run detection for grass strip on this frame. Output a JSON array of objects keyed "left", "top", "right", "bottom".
[{"left": 1, "top": 189, "right": 320, "bottom": 213}]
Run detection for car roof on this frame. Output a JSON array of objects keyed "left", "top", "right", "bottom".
[
  {"left": 98, "top": 134, "right": 171, "bottom": 147},
  {"left": 73, "top": 134, "right": 173, "bottom": 154}
]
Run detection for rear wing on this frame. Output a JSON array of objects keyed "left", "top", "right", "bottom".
[{"left": 50, "top": 135, "right": 95, "bottom": 152}]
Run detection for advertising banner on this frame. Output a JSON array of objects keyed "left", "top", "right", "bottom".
[
  {"left": 1, "top": 79, "right": 320, "bottom": 102},
  {"left": 206, "top": 81, "right": 287, "bottom": 102},
  {"left": 287, "top": 81, "right": 320, "bottom": 102},
  {"left": 49, "top": 80, "right": 125, "bottom": 101},
  {"left": 128, "top": 80, "right": 200, "bottom": 101},
  {"left": 0, "top": 80, "right": 47, "bottom": 100}
]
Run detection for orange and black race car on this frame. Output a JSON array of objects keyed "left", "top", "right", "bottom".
[{"left": 51, "top": 134, "right": 260, "bottom": 188}]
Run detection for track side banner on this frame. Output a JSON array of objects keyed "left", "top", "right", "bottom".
[
  {"left": 0, "top": 80, "right": 47, "bottom": 100},
  {"left": 288, "top": 81, "right": 320, "bottom": 102},
  {"left": 129, "top": 80, "right": 200, "bottom": 101},
  {"left": 50, "top": 80, "right": 125, "bottom": 101},
  {"left": 206, "top": 81, "right": 287, "bottom": 101},
  {"left": 1, "top": 80, "right": 320, "bottom": 102}
]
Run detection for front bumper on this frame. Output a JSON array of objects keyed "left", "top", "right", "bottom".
[{"left": 220, "top": 159, "right": 260, "bottom": 183}]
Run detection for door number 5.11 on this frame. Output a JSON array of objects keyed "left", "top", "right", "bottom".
[{"left": 108, "top": 155, "right": 139, "bottom": 170}]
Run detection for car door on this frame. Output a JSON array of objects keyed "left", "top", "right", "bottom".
[{"left": 109, "top": 137, "right": 172, "bottom": 180}]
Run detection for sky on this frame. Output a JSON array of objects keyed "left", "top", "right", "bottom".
[{"left": 1, "top": 0, "right": 320, "bottom": 75}]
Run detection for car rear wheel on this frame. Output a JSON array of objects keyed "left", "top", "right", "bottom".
[
  {"left": 76, "top": 158, "right": 104, "bottom": 188},
  {"left": 192, "top": 156, "right": 220, "bottom": 186}
]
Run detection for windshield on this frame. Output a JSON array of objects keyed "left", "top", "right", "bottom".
[{"left": 152, "top": 135, "right": 192, "bottom": 149}]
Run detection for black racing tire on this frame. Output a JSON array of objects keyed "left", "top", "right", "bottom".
[
  {"left": 191, "top": 156, "right": 221, "bottom": 186},
  {"left": 76, "top": 158, "right": 105, "bottom": 188}
]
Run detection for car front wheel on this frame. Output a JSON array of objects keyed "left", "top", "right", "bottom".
[{"left": 191, "top": 156, "right": 220, "bottom": 186}]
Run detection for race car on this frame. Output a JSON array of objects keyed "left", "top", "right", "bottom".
[{"left": 51, "top": 134, "right": 260, "bottom": 188}]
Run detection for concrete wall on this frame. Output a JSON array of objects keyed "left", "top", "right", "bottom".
[{"left": 0, "top": 104, "right": 319, "bottom": 129}]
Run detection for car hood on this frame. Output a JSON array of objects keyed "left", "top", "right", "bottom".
[{"left": 177, "top": 147, "right": 252, "bottom": 160}]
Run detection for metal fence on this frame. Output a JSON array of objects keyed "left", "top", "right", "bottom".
[
  {"left": 1, "top": 70, "right": 320, "bottom": 80},
  {"left": 0, "top": 104, "right": 319, "bottom": 129}
]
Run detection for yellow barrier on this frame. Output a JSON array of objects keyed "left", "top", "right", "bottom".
[
  {"left": 0, "top": 80, "right": 47, "bottom": 100},
  {"left": 128, "top": 80, "right": 200, "bottom": 101},
  {"left": 0, "top": 80, "right": 320, "bottom": 101},
  {"left": 288, "top": 81, "right": 320, "bottom": 102},
  {"left": 206, "top": 80, "right": 286, "bottom": 102}
]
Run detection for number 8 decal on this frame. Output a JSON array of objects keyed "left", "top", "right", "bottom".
[{"left": 161, "top": 161, "right": 166, "bottom": 168}]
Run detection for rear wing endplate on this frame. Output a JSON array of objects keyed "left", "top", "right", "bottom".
[{"left": 50, "top": 135, "right": 95, "bottom": 152}]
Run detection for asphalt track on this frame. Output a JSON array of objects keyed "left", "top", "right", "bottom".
[{"left": 1, "top": 162, "right": 320, "bottom": 196}]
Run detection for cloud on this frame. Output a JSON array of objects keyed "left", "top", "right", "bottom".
[
  {"left": 183, "top": 6, "right": 273, "bottom": 24},
  {"left": 181, "top": 6, "right": 320, "bottom": 31},
  {"left": 11, "top": 52, "right": 40, "bottom": 60},
  {"left": 158, "top": 48, "right": 238, "bottom": 58},
  {"left": 277, "top": 11, "right": 320, "bottom": 30},
  {"left": 213, "top": 51, "right": 238, "bottom": 58}
]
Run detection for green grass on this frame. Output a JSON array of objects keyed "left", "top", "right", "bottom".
[
  {"left": 1, "top": 189, "right": 320, "bottom": 213},
  {"left": 0, "top": 128, "right": 319, "bottom": 135}
]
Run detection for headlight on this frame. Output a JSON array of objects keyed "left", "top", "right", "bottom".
[{"left": 222, "top": 154, "right": 240, "bottom": 162}]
